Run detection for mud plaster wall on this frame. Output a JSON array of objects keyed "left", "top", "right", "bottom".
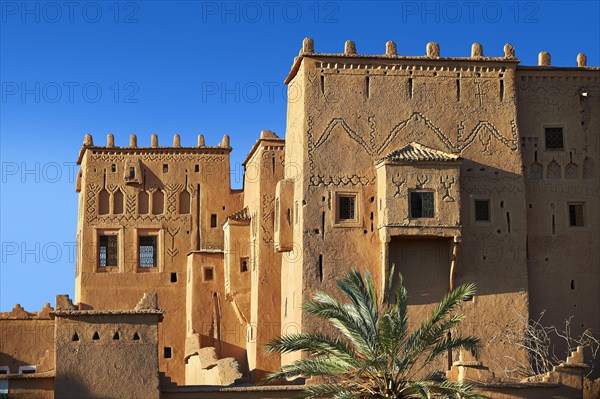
[
  {"left": 280, "top": 63, "right": 308, "bottom": 367},
  {"left": 243, "top": 140, "right": 284, "bottom": 380},
  {"left": 54, "top": 313, "right": 160, "bottom": 399},
  {"left": 76, "top": 146, "right": 242, "bottom": 384},
  {"left": 223, "top": 219, "right": 252, "bottom": 371},
  {"left": 284, "top": 55, "right": 529, "bottom": 377},
  {"left": 185, "top": 250, "right": 250, "bottom": 379},
  {"left": 1, "top": 377, "right": 54, "bottom": 399},
  {"left": 0, "top": 319, "right": 54, "bottom": 373},
  {"left": 517, "top": 67, "right": 600, "bottom": 375}
]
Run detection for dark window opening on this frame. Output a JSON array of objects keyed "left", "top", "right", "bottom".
[
  {"left": 204, "top": 267, "right": 214, "bottom": 281},
  {"left": 139, "top": 236, "right": 157, "bottom": 268},
  {"left": 456, "top": 79, "right": 460, "bottom": 101},
  {"left": 99, "top": 235, "right": 118, "bottom": 267},
  {"left": 475, "top": 200, "right": 490, "bottom": 221},
  {"left": 72, "top": 333, "right": 79, "bottom": 342},
  {"left": 318, "top": 254, "right": 323, "bottom": 282},
  {"left": 545, "top": 127, "right": 564, "bottom": 150},
  {"left": 164, "top": 347, "right": 172, "bottom": 359},
  {"left": 128, "top": 167, "right": 135, "bottom": 179},
  {"left": 338, "top": 195, "right": 356, "bottom": 221},
  {"left": 210, "top": 214, "right": 217, "bottom": 228},
  {"left": 113, "top": 332, "right": 120, "bottom": 340},
  {"left": 0, "top": 369, "right": 7, "bottom": 375},
  {"left": 111, "top": 164, "right": 116, "bottom": 172},
  {"left": 195, "top": 164, "right": 200, "bottom": 172},
  {"left": 171, "top": 272, "right": 177, "bottom": 283},
  {"left": 163, "top": 164, "right": 169, "bottom": 173},
  {"left": 570, "top": 279, "right": 576, "bottom": 290},
  {"left": 409, "top": 191, "right": 434, "bottom": 218},
  {"left": 569, "top": 204, "right": 584, "bottom": 227},
  {"left": 133, "top": 332, "right": 140, "bottom": 340},
  {"left": 92, "top": 332, "right": 100, "bottom": 340},
  {"left": 240, "top": 258, "right": 249, "bottom": 273}
]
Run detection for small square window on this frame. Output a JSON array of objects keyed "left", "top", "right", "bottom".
[
  {"left": 475, "top": 200, "right": 491, "bottom": 221},
  {"left": 163, "top": 164, "right": 169, "bottom": 173},
  {"left": 164, "top": 347, "right": 172, "bottom": 359},
  {"left": 568, "top": 203, "right": 584, "bottom": 227},
  {"left": 18, "top": 366, "right": 36, "bottom": 374},
  {"left": 240, "top": 258, "right": 249, "bottom": 273},
  {"left": 170, "top": 272, "right": 177, "bottom": 283},
  {"left": 99, "top": 235, "right": 118, "bottom": 267},
  {"left": 409, "top": 191, "right": 434, "bottom": 218},
  {"left": 210, "top": 214, "right": 218, "bottom": 228},
  {"left": 139, "top": 236, "right": 157, "bottom": 267},
  {"left": 545, "top": 127, "right": 564, "bottom": 151},
  {"left": 204, "top": 267, "right": 214, "bottom": 281},
  {"left": 337, "top": 195, "right": 356, "bottom": 221}
]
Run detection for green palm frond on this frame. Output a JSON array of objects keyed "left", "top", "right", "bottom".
[
  {"left": 265, "top": 332, "right": 359, "bottom": 365},
  {"left": 262, "top": 268, "right": 482, "bottom": 399}
]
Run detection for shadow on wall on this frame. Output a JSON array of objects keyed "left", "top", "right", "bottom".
[
  {"left": 388, "top": 236, "right": 452, "bottom": 306},
  {"left": 53, "top": 372, "right": 92, "bottom": 399},
  {"left": 458, "top": 160, "right": 527, "bottom": 297},
  {"left": 0, "top": 353, "right": 19, "bottom": 375},
  {"left": 385, "top": 160, "right": 526, "bottom": 305},
  {"left": 197, "top": 332, "right": 250, "bottom": 378}
]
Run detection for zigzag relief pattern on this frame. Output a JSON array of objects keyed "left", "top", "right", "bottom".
[
  {"left": 85, "top": 183, "right": 101, "bottom": 222},
  {"left": 91, "top": 154, "right": 225, "bottom": 163},
  {"left": 457, "top": 121, "right": 519, "bottom": 152},
  {"left": 96, "top": 214, "right": 190, "bottom": 224},
  {"left": 314, "top": 118, "right": 373, "bottom": 156},
  {"left": 310, "top": 174, "right": 376, "bottom": 187},
  {"left": 313, "top": 112, "right": 517, "bottom": 156},
  {"left": 126, "top": 194, "right": 136, "bottom": 214},
  {"left": 141, "top": 154, "right": 225, "bottom": 163},
  {"left": 308, "top": 112, "right": 519, "bottom": 187},
  {"left": 518, "top": 82, "right": 600, "bottom": 117},
  {"left": 165, "top": 183, "right": 185, "bottom": 214},
  {"left": 378, "top": 113, "right": 455, "bottom": 155},
  {"left": 460, "top": 181, "right": 523, "bottom": 195}
]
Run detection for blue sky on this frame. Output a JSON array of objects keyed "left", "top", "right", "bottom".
[{"left": 1, "top": 1, "right": 599, "bottom": 312}]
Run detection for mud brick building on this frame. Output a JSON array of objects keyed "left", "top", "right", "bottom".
[{"left": 1, "top": 39, "right": 598, "bottom": 398}]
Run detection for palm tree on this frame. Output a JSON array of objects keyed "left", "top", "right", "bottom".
[{"left": 264, "top": 268, "right": 482, "bottom": 398}]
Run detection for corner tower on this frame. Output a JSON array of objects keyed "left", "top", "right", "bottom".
[
  {"left": 74, "top": 133, "right": 241, "bottom": 384},
  {"left": 280, "top": 39, "right": 529, "bottom": 373}
]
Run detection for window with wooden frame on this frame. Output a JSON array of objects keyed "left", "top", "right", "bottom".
[{"left": 409, "top": 191, "right": 434, "bottom": 218}]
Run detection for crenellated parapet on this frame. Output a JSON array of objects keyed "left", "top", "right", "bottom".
[
  {"left": 77, "top": 133, "right": 232, "bottom": 165},
  {"left": 287, "top": 39, "right": 596, "bottom": 83},
  {"left": 0, "top": 303, "right": 54, "bottom": 320},
  {"left": 80, "top": 133, "right": 231, "bottom": 149}
]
